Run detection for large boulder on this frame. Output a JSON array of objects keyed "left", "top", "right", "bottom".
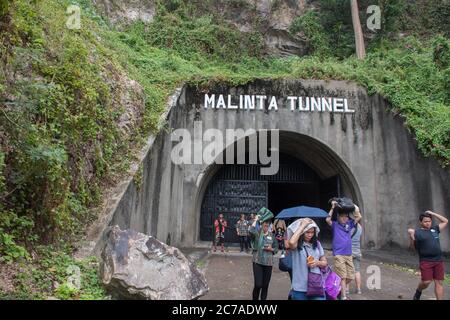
[{"left": 100, "top": 226, "right": 209, "bottom": 299}]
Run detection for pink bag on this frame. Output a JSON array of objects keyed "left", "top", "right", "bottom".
[{"left": 322, "top": 266, "right": 341, "bottom": 300}]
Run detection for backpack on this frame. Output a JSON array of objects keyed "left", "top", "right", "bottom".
[
  {"left": 331, "top": 197, "right": 355, "bottom": 220},
  {"left": 336, "top": 197, "right": 355, "bottom": 213},
  {"left": 278, "top": 251, "right": 292, "bottom": 272}
]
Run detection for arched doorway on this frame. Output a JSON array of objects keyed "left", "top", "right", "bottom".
[{"left": 197, "top": 130, "right": 361, "bottom": 248}]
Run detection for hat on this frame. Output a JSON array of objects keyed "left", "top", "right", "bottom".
[{"left": 257, "top": 207, "right": 274, "bottom": 223}]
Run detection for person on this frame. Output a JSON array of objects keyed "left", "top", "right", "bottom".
[
  {"left": 326, "top": 200, "right": 362, "bottom": 300},
  {"left": 236, "top": 213, "right": 250, "bottom": 252},
  {"left": 285, "top": 218, "right": 328, "bottom": 300},
  {"left": 408, "top": 210, "right": 448, "bottom": 300},
  {"left": 273, "top": 219, "right": 287, "bottom": 257},
  {"left": 247, "top": 214, "right": 254, "bottom": 250},
  {"left": 213, "top": 213, "right": 227, "bottom": 252},
  {"left": 351, "top": 221, "right": 363, "bottom": 295},
  {"left": 249, "top": 213, "right": 278, "bottom": 300}
]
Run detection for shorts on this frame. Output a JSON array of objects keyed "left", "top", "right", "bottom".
[
  {"left": 334, "top": 255, "right": 355, "bottom": 280},
  {"left": 352, "top": 254, "right": 362, "bottom": 272},
  {"left": 215, "top": 233, "right": 224, "bottom": 245},
  {"left": 420, "top": 261, "right": 445, "bottom": 281}
]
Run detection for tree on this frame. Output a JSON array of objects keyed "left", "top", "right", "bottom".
[{"left": 350, "top": 0, "right": 366, "bottom": 59}]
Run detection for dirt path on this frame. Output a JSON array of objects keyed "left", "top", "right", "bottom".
[{"left": 200, "top": 250, "right": 450, "bottom": 300}]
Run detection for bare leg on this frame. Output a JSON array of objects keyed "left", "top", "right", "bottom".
[
  {"left": 341, "top": 279, "right": 347, "bottom": 299},
  {"left": 435, "top": 280, "right": 444, "bottom": 300},
  {"left": 418, "top": 280, "right": 432, "bottom": 291},
  {"left": 355, "top": 272, "right": 362, "bottom": 292}
]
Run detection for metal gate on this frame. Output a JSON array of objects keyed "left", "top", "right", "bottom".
[
  {"left": 200, "top": 154, "right": 333, "bottom": 244},
  {"left": 200, "top": 179, "right": 267, "bottom": 243}
]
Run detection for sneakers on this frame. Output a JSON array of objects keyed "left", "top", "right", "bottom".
[
  {"left": 413, "top": 289, "right": 422, "bottom": 300},
  {"left": 356, "top": 289, "right": 362, "bottom": 295}
]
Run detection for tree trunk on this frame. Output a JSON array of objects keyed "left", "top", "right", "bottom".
[{"left": 351, "top": 0, "right": 366, "bottom": 59}]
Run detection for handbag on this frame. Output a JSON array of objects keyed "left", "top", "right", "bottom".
[
  {"left": 304, "top": 246, "right": 325, "bottom": 297},
  {"left": 322, "top": 266, "right": 341, "bottom": 300},
  {"left": 278, "top": 251, "right": 292, "bottom": 272}
]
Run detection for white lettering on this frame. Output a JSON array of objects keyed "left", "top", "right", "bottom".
[
  {"left": 268, "top": 96, "right": 278, "bottom": 110},
  {"left": 227, "top": 94, "right": 238, "bottom": 109},
  {"left": 202, "top": 94, "right": 355, "bottom": 113},
  {"left": 244, "top": 95, "right": 255, "bottom": 109},
  {"left": 216, "top": 94, "right": 226, "bottom": 109},
  {"left": 311, "top": 97, "right": 322, "bottom": 112},
  {"left": 333, "top": 98, "right": 344, "bottom": 112},
  {"left": 256, "top": 95, "right": 267, "bottom": 110},
  {"left": 299, "top": 97, "right": 310, "bottom": 111},
  {"left": 287, "top": 96, "right": 297, "bottom": 111},
  {"left": 344, "top": 98, "right": 355, "bottom": 113},
  {"left": 322, "top": 97, "right": 333, "bottom": 112},
  {"left": 204, "top": 94, "right": 215, "bottom": 109}
]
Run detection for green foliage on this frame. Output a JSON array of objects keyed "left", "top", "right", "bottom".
[
  {"left": 290, "top": 10, "right": 331, "bottom": 57},
  {"left": 0, "top": 0, "right": 10, "bottom": 17},
  {"left": 445, "top": 274, "right": 450, "bottom": 287},
  {"left": 2, "top": 246, "right": 107, "bottom": 299},
  {"left": 397, "top": 0, "right": 450, "bottom": 38},
  {"left": 0, "top": 151, "right": 33, "bottom": 262},
  {"left": 0, "top": 0, "right": 129, "bottom": 246},
  {"left": 377, "top": 0, "right": 407, "bottom": 34},
  {"left": 0, "top": 231, "right": 30, "bottom": 263},
  {"left": 55, "top": 282, "right": 79, "bottom": 300},
  {"left": 433, "top": 35, "right": 450, "bottom": 70},
  {"left": 142, "top": 12, "right": 264, "bottom": 62},
  {"left": 313, "top": 0, "right": 355, "bottom": 58}
]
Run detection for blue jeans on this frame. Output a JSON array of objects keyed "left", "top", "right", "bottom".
[{"left": 291, "top": 291, "right": 325, "bottom": 300}]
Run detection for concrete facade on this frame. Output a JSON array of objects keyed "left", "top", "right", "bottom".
[{"left": 102, "top": 79, "right": 449, "bottom": 253}]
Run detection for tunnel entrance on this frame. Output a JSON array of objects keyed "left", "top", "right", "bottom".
[{"left": 199, "top": 153, "right": 340, "bottom": 246}]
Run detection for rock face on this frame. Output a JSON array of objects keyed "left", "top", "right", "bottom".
[
  {"left": 212, "top": 0, "right": 311, "bottom": 57},
  {"left": 100, "top": 226, "right": 209, "bottom": 300},
  {"left": 91, "top": 0, "right": 313, "bottom": 57},
  {"left": 92, "top": 0, "right": 156, "bottom": 25}
]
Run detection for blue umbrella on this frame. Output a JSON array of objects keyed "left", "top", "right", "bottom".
[{"left": 275, "top": 206, "right": 328, "bottom": 219}]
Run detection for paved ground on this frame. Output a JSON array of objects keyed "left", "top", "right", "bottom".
[{"left": 194, "top": 248, "right": 450, "bottom": 300}]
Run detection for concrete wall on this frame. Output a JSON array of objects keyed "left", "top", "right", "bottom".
[{"left": 106, "top": 79, "right": 450, "bottom": 252}]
